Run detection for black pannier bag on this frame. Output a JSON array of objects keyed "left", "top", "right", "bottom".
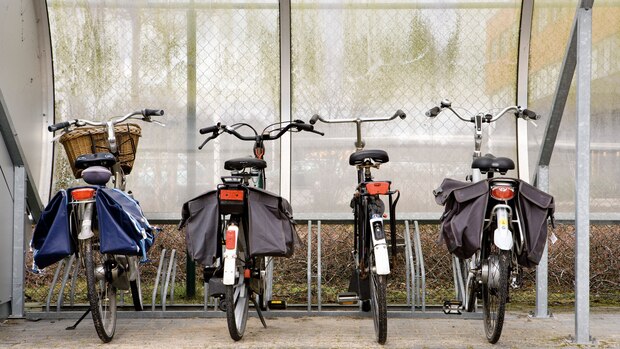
[
  {"left": 516, "top": 181, "right": 555, "bottom": 267},
  {"left": 180, "top": 187, "right": 298, "bottom": 267},
  {"left": 434, "top": 178, "right": 489, "bottom": 260}
]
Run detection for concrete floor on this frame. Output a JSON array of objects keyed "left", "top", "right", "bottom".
[{"left": 1, "top": 311, "right": 619, "bottom": 348}]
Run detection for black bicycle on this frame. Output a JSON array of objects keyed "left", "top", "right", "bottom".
[
  {"left": 427, "top": 100, "right": 554, "bottom": 343},
  {"left": 182, "top": 119, "right": 322, "bottom": 341},
  {"left": 310, "top": 110, "right": 405, "bottom": 344}
]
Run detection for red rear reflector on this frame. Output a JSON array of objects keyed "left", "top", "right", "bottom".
[
  {"left": 220, "top": 189, "right": 244, "bottom": 201},
  {"left": 71, "top": 188, "right": 96, "bottom": 201},
  {"left": 225, "top": 230, "right": 236, "bottom": 249},
  {"left": 366, "top": 182, "right": 390, "bottom": 195},
  {"left": 490, "top": 186, "right": 515, "bottom": 200},
  {"left": 244, "top": 269, "right": 251, "bottom": 279}
]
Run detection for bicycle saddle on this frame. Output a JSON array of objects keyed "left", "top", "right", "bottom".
[
  {"left": 224, "top": 157, "right": 267, "bottom": 171},
  {"left": 75, "top": 152, "right": 117, "bottom": 169},
  {"left": 81, "top": 166, "right": 112, "bottom": 185},
  {"left": 471, "top": 153, "right": 515, "bottom": 174},
  {"left": 349, "top": 149, "right": 389, "bottom": 166}
]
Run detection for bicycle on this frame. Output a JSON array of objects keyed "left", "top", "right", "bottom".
[
  {"left": 181, "top": 119, "right": 323, "bottom": 341},
  {"left": 427, "top": 100, "right": 554, "bottom": 343},
  {"left": 309, "top": 110, "right": 406, "bottom": 345},
  {"left": 32, "top": 109, "right": 164, "bottom": 342}
]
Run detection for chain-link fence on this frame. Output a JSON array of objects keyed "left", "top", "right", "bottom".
[{"left": 26, "top": 222, "right": 620, "bottom": 310}]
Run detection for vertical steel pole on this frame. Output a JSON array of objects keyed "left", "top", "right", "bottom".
[
  {"left": 306, "top": 220, "right": 312, "bottom": 312},
  {"left": 317, "top": 221, "right": 322, "bottom": 311},
  {"left": 279, "top": 0, "right": 292, "bottom": 201},
  {"left": 574, "top": 3, "right": 592, "bottom": 344},
  {"left": 10, "top": 166, "right": 26, "bottom": 318},
  {"left": 535, "top": 165, "right": 550, "bottom": 318},
  {"left": 516, "top": 0, "right": 534, "bottom": 182},
  {"left": 185, "top": 1, "right": 197, "bottom": 299}
]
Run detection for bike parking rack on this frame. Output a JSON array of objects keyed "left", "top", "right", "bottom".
[{"left": 152, "top": 248, "right": 177, "bottom": 311}]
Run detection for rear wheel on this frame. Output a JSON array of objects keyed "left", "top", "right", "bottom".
[
  {"left": 225, "top": 250, "right": 250, "bottom": 341},
  {"left": 482, "top": 246, "right": 510, "bottom": 344},
  {"left": 130, "top": 265, "right": 143, "bottom": 311},
  {"left": 83, "top": 238, "right": 117, "bottom": 343},
  {"left": 369, "top": 253, "right": 387, "bottom": 345}
]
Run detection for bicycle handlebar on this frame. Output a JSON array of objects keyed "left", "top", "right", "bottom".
[
  {"left": 425, "top": 99, "right": 539, "bottom": 123},
  {"left": 48, "top": 109, "right": 165, "bottom": 132},
  {"left": 310, "top": 109, "right": 406, "bottom": 125},
  {"left": 198, "top": 119, "right": 323, "bottom": 150}
]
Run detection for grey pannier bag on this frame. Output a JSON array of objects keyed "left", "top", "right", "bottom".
[
  {"left": 180, "top": 187, "right": 298, "bottom": 267},
  {"left": 434, "top": 178, "right": 489, "bottom": 260},
  {"left": 516, "top": 180, "right": 555, "bottom": 267}
]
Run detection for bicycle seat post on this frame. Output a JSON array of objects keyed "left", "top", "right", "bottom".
[{"left": 354, "top": 119, "right": 365, "bottom": 151}]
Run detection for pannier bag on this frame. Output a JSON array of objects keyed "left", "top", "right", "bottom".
[
  {"left": 31, "top": 187, "right": 155, "bottom": 270},
  {"left": 434, "top": 178, "right": 554, "bottom": 266},
  {"left": 180, "top": 187, "right": 298, "bottom": 267}
]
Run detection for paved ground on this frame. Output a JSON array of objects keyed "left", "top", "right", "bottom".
[{"left": 1, "top": 311, "right": 619, "bottom": 348}]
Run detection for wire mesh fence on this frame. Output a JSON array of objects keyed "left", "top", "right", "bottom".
[{"left": 25, "top": 222, "right": 620, "bottom": 311}]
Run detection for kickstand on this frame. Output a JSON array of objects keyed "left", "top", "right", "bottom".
[
  {"left": 250, "top": 297, "right": 267, "bottom": 328},
  {"left": 66, "top": 308, "right": 91, "bottom": 330}
]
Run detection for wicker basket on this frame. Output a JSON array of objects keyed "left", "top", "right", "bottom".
[{"left": 59, "top": 123, "right": 142, "bottom": 178}]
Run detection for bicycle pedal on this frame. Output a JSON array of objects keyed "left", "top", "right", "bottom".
[
  {"left": 337, "top": 292, "right": 359, "bottom": 305},
  {"left": 267, "top": 299, "right": 287, "bottom": 310},
  {"left": 443, "top": 300, "right": 463, "bottom": 315}
]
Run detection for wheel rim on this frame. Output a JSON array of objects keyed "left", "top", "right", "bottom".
[
  {"left": 482, "top": 246, "right": 508, "bottom": 343},
  {"left": 97, "top": 276, "right": 117, "bottom": 335},
  {"left": 233, "top": 276, "right": 249, "bottom": 331}
]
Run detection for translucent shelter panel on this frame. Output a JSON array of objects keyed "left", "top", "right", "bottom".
[
  {"left": 291, "top": 1, "right": 521, "bottom": 217},
  {"left": 48, "top": 1, "right": 280, "bottom": 217},
  {"left": 528, "top": 1, "right": 620, "bottom": 215}
]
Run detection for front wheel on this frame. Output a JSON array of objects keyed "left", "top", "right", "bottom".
[
  {"left": 482, "top": 247, "right": 510, "bottom": 344},
  {"left": 369, "top": 253, "right": 387, "bottom": 345},
  {"left": 225, "top": 258, "right": 250, "bottom": 341},
  {"left": 82, "top": 238, "right": 117, "bottom": 343}
]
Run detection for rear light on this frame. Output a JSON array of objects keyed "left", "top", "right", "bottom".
[
  {"left": 244, "top": 269, "right": 251, "bottom": 279},
  {"left": 71, "top": 188, "right": 96, "bottom": 201},
  {"left": 490, "top": 185, "right": 515, "bottom": 200},
  {"left": 220, "top": 189, "right": 244, "bottom": 201},
  {"left": 366, "top": 181, "right": 390, "bottom": 195},
  {"left": 225, "top": 229, "right": 237, "bottom": 249}
]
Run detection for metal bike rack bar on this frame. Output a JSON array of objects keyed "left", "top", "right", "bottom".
[
  {"left": 151, "top": 248, "right": 167, "bottom": 311},
  {"left": 56, "top": 254, "right": 75, "bottom": 311},
  {"left": 69, "top": 257, "right": 80, "bottom": 307},
  {"left": 45, "top": 257, "right": 66, "bottom": 312},
  {"left": 162, "top": 249, "right": 177, "bottom": 311},
  {"left": 404, "top": 221, "right": 415, "bottom": 311},
  {"left": 413, "top": 221, "right": 426, "bottom": 311}
]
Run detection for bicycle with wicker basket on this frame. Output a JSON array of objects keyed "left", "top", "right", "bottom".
[{"left": 31, "top": 109, "right": 164, "bottom": 343}]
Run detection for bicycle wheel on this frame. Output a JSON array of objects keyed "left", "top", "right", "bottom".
[
  {"left": 225, "top": 250, "right": 250, "bottom": 341},
  {"left": 82, "top": 238, "right": 117, "bottom": 343},
  {"left": 482, "top": 246, "right": 509, "bottom": 344},
  {"left": 369, "top": 253, "right": 388, "bottom": 345}
]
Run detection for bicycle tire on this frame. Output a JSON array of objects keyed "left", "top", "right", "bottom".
[
  {"left": 129, "top": 257, "right": 143, "bottom": 311},
  {"left": 225, "top": 253, "right": 249, "bottom": 340},
  {"left": 482, "top": 247, "right": 509, "bottom": 344},
  {"left": 83, "top": 238, "right": 117, "bottom": 343},
  {"left": 370, "top": 253, "right": 388, "bottom": 345}
]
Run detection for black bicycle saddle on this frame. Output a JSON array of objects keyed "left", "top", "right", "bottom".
[
  {"left": 349, "top": 149, "right": 389, "bottom": 166},
  {"left": 471, "top": 153, "right": 515, "bottom": 174},
  {"left": 224, "top": 157, "right": 267, "bottom": 171}
]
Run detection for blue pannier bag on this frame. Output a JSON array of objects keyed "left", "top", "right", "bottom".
[
  {"left": 31, "top": 190, "right": 73, "bottom": 270},
  {"left": 96, "top": 188, "right": 154, "bottom": 258}
]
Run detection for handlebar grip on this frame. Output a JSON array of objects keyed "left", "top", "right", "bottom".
[
  {"left": 143, "top": 109, "right": 164, "bottom": 117},
  {"left": 309, "top": 114, "right": 320, "bottom": 125},
  {"left": 296, "top": 123, "right": 314, "bottom": 132},
  {"left": 393, "top": 109, "right": 406, "bottom": 120},
  {"left": 199, "top": 125, "right": 220, "bottom": 134},
  {"left": 425, "top": 106, "right": 441, "bottom": 118},
  {"left": 48, "top": 121, "right": 71, "bottom": 132},
  {"left": 522, "top": 109, "right": 540, "bottom": 120}
]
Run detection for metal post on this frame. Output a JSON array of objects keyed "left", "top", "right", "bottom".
[
  {"left": 414, "top": 220, "right": 426, "bottom": 311},
  {"left": 162, "top": 249, "right": 177, "bottom": 311},
  {"left": 317, "top": 221, "right": 322, "bottom": 311},
  {"left": 516, "top": 0, "right": 534, "bottom": 181},
  {"left": 535, "top": 165, "right": 550, "bottom": 318},
  {"left": 185, "top": 0, "right": 197, "bottom": 299},
  {"left": 574, "top": 2, "right": 593, "bottom": 344},
  {"left": 11, "top": 166, "right": 26, "bottom": 318},
  {"left": 56, "top": 255, "right": 75, "bottom": 311},
  {"left": 403, "top": 221, "right": 411, "bottom": 307},
  {"left": 152, "top": 249, "right": 167, "bottom": 311},
  {"left": 404, "top": 221, "right": 416, "bottom": 312},
  {"left": 279, "top": 0, "right": 292, "bottom": 201},
  {"left": 306, "top": 220, "right": 312, "bottom": 312}
]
